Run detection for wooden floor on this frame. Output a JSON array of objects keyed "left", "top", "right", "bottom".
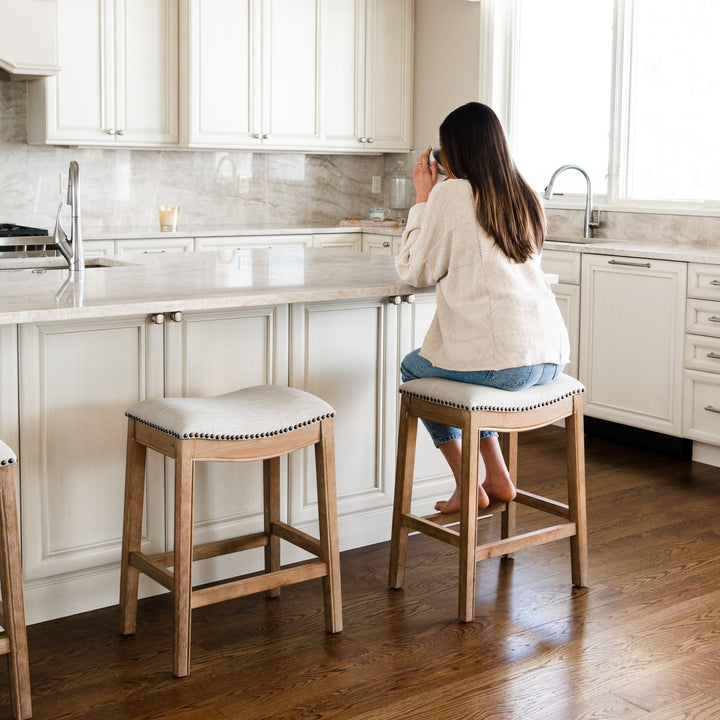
[{"left": 5, "top": 427, "right": 720, "bottom": 720}]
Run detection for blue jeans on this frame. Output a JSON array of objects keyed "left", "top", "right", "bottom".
[{"left": 400, "top": 349, "right": 565, "bottom": 447}]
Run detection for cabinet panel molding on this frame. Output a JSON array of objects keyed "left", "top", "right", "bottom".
[
  {"left": 19, "top": 316, "right": 165, "bottom": 581},
  {"left": 580, "top": 254, "right": 686, "bottom": 435}
]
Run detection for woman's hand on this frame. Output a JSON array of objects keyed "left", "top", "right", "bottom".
[{"left": 412, "top": 146, "right": 439, "bottom": 203}]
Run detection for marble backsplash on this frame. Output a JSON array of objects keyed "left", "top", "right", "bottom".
[
  {"left": 2, "top": 74, "right": 719, "bottom": 246},
  {"left": 0, "top": 75, "right": 396, "bottom": 232}
]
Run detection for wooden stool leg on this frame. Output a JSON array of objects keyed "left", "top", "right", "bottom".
[
  {"left": 388, "top": 395, "right": 418, "bottom": 589},
  {"left": 0, "top": 467, "right": 31, "bottom": 720},
  {"left": 314, "top": 418, "right": 342, "bottom": 634},
  {"left": 173, "top": 441, "right": 195, "bottom": 678},
  {"left": 458, "top": 418, "right": 479, "bottom": 622},
  {"left": 566, "top": 395, "right": 588, "bottom": 587},
  {"left": 263, "top": 457, "right": 282, "bottom": 599},
  {"left": 119, "top": 420, "right": 147, "bottom": 635},
  {"left": 500, "top": 432, "right": 519, "bottom": 556}
]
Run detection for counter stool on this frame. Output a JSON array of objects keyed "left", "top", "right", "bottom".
[
  {"left": 0, "top": 441, "right": 31, "bottom": 720},
  {"left": 118, "top": 385, "right": 342, "bottom": 677},
  {"left": 388, "top": 374, "right": 587, "bottom": 622}
]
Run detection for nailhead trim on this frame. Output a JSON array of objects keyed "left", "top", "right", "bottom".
[
  {"left": 399, "top": 385, "right": 585, "bottom": 413},
  {"left": 126, "top": 410, "right": 336, "bottom": 441}
]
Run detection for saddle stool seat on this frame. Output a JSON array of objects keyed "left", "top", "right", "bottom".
[
  {"left": 388, "top": 373, "right": 588, "bottom": 622},
  {"left": 118, "top": 385, "right": 343, "bottom": 677},
  {"left": 0, "top": 441, "right": 31, "bottom": 719}
]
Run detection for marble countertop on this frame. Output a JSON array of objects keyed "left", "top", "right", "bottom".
[
  {"left": 0, "top": 247, "right": 421, "bottom": 325},
  {"left": 2, "top": 232, "right": 719, "bottom": 326},
  {"left": 545, "top": 236, "right": 720, "bottom": 264}
]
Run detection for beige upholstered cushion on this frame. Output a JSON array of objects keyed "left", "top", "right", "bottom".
[
  {"left": 399, "top": 373, "right": 585, "bottom": 412},
  {"left": 126, "top": 385, "right": 335, "bottom": 440},
  {"left": 0, "top": 440, "right": 17, "bottom": 466}
]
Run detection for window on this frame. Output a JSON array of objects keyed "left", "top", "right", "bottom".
[{"left": 483, "top": 0, "right": 720, "bottom": 209}]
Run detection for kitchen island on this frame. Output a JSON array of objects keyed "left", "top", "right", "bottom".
[{"left": 0, "top": 247, "right": 445, "bottom": 624}]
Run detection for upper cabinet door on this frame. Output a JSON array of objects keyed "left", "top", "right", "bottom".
[
  {"left": 362, "top": 0, "right": 412, "bottom": 151},
  {"left": 323, "top": 0, "right": 413, "bottom": 152},
  {"left": 185, "top": 0, "right": 258, "bottom": 147},
  {"left": 186, "top": 0, "right": 322, "bottom": 149},
  {"left": 27, "top": 0, "right": 178, "bottom": 146}
]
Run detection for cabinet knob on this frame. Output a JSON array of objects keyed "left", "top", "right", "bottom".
[
  {"left": 403, "top": 294, "right": 415, "bottom": 304},
  {"left": 366, "top": 137, "right": 374, "bottom": 143},
  {"left": 150, "top": 313, "right": 165, "bottom": 324},
  {"left": 105, "top": 129, "right": 116, "bottom": 135},
  {"left": 390, "top": 295, "right": 402, "bottom": 305},
  {"left": 382, "top": 241, "right": 390, "bottom": 248},
  {"left": 251, "top": 133, "right": 261, "bottom": 139},
  {"left": 358, "top": 137, "right": 367, "bottom": 143},
  {"left": 168, "top": 311, "right": 183, "bottom": 323},
  {"left": 262, "top": 133, "right": 269, "bottom": 139},
  {"left": 116, "top": 129, "right": 125, "bottom": 136}
]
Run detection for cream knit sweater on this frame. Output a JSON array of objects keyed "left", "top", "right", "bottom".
[{"left": 396, "top": 178, "right": 570, "bottom": 371}]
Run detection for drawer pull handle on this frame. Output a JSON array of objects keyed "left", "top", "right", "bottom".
[
  {"left": 710, "top": 316, "right": 720, "bottom": 323},
  {"left": 608, "top": 259, "right": 651, "bottom": 268},
  {"left": 707, "top": 352, "right": 720, "bottom": 359},
  {"left": 710, "top": 280, "right": 720, "bottom": 286},
  {"left": 704, "top": 405, "right": 720, "bottom": 414}
]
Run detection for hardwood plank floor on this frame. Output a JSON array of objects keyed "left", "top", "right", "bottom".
[{"left": 4, "top": 427, "right": 719, "bottom": 720}]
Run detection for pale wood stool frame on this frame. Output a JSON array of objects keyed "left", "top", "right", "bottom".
[
  {"left": 389, "top": 391, "right": 587, "bottom": 622},
  {"left": 0, "top": 463, "right": 32, "bottom": 719},
  {"left": 119, "top": 416, "right": 342, "bottom": 678}
]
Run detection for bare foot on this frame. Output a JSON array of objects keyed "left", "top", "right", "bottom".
[
  {"left": 434, "top": 484, "right": 491, "bottom": 514},
  {"left": 482, "top": 469, "right": 516, "bottom": 505}
]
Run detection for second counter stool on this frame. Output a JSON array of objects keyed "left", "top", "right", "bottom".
[{"left": 118, "top": 385, "right": 343, "bottom": 677}]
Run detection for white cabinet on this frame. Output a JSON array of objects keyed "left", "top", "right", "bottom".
[
  {"left": 683, "top": 263, "right": 720, "bottom": 446},
  {"left": 194, "top": 235, "right": 311, "bottom": 251},
  {"left": 115, "top": 237, "right": 194, "bottom": 255},
  {"left": 17, "top": 305, "right": 287, "bottom": 622},
  {"left": 186, "top": 0, "right": 322, "bottom": 149},
  {"left": 18, "top": 316, "right": 167, "bottom": 621},
  {"left": 362, "top": 232, "right": 397, "bottom": 256},
  {"left": 0, "top": 0, "right": 59, "bottom": 78},
  {"left": 313, "top": 233, "right": 362, "bottom": 252},
  {"left": 580, "top": 254, "right": 686, "bottom": 435},
  {"left": 324, "top": 0, "right": 413, "bottom": 151},
  {"left": 541, "top": 249, "right": 581, "bottom": 379},
  {"left": 27, "top": 0, "right": 178, "bottom": 146},
  {"left": 289, "top": 297, "right": 399, "bottom": 548},
  {"left": 187, "top": 0, "right": 412, "bottom": 151}
]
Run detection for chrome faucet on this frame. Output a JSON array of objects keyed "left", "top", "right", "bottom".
[
  {"left": 52, "top": 160, "right": 84, "bottom": 273},
  {"left": 544, "top": 165, "right": 600, "bottom": 239}
]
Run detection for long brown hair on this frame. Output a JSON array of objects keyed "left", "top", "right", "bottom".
[{"left": 439, "top": 102, "right": 545, "bottom": 263}]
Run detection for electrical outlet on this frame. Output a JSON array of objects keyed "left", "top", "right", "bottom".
[
  {"left": 371, "top": 176, "right": 382, "bottom": 194},
  {"left": 238, "top": 175, "right": 249, "bottom": 194}
]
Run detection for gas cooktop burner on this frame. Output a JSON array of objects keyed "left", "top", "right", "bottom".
[{"left": 0, "top": 224, "right": 49, "bottom": 237}]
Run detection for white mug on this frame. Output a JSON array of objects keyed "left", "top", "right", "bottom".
[{"left": 369, "top": 207, "right": 390, "bottom": 221}]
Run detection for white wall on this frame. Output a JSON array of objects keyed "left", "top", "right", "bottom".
[{"left": 412, "top": 0, "right": 482, "bottom": 151}]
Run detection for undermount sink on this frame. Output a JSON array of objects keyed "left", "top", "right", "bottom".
[{"left": 0, "top": 257, "right": 136, "bottom": 272}]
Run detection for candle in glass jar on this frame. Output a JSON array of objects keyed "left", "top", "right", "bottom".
[{"left": 158, "top": 205, "right": 180, "bottom": 232}]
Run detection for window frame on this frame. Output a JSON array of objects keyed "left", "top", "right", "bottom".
[{"left": 479, "top": 0, "right": 720, "bottom": 218}]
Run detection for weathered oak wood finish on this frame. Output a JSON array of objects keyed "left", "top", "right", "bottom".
[
  {"left": 389, "top": 389, "right": 588, "bottom": 622},
  {"left": 118, "top": 414, "right": 342, "bottom": 678},
  {"left": 0, "top": 462, "right": 31, "bottom": 720}
]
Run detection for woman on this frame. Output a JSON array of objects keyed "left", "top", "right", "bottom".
[{"left": 396, "top": 102, "right": 570, "bottom": 514}]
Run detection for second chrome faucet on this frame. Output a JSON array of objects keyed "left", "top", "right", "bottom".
[{"left": 544, "top": 164, "right": 600, "bottom": 239}]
